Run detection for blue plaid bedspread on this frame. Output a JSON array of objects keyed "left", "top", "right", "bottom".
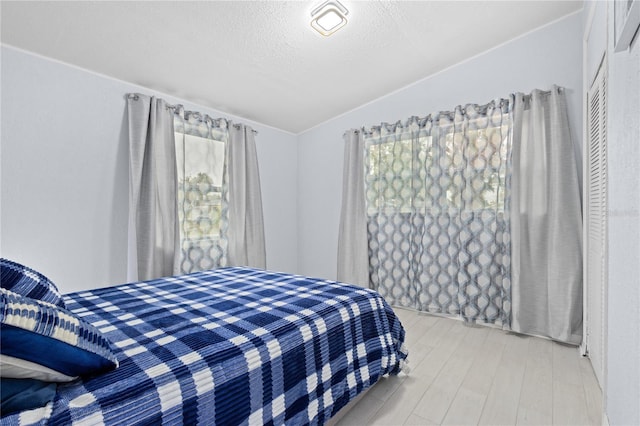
[{"left": 3, "top": 267, "right": 407, "bottom": 425}]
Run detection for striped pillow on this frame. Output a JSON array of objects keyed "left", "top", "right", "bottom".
[
  {"left": 0, "top": 288, "right": 119, "bottom": 382},
  {"left": 0, "top": 258, "right": 65, "bottom": 309}
]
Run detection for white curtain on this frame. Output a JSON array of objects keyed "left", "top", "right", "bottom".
[
  {"left": 174, "top": 109, "right": 230, "bottom": 273},
  {"left": 338, "top": 86, "right": 583, "bottom": 344},
  {"left": 128, "top": 94, "right": 266, "bottom": 280},
  {"left": 127, "top": 94, "right": 180, "bottom": 281},
  {"left": 345, "top": 103, "right": 513, "bottom": 326},
  {"left": 510, "top": 86, "right": 583, "bottom": 344},
  {"left": 227, "top": 123, "right": 266, "bottom": 269},
  {"left": 337, "top": 130, "right": 369, "bottom": 287}
]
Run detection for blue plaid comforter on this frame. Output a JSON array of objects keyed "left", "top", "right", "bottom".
[{"left": 4, "top": 267, "right": 407, "bottom": 425}]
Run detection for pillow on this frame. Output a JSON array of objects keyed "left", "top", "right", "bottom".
[
  {"left": 0, "top": 288, "right": 119, "bottom": 382},
  {"left": 0, "top": 258, "right": 66, "bottom": 309},
  {"left": 1, "top": 378, "right": 57, "bottom": 415}
]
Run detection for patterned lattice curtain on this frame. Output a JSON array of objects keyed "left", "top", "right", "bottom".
[
  {"left": 174, "top": 108, "right": 230, "bottom": 273},
  {"left": 127, "top": 93, "right": 265, "bottom": 281},
  {"left": 173, "top": 107, "right": 266, "bottom": 274},
  {"left": 362, "top": 99, "right": 513, "bottom": 326}
]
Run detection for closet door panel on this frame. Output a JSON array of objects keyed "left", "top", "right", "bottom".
[{"left": 586, "top": 59, "right": 607, "bottom": 388}]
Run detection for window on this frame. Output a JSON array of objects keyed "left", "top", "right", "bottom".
[
  {"left": 174, "top": 117, "right": 229, "bottom": 272},
  {"left": 175, "top": 132, "right": 225, "bottom": 240},
  {"left": 365, "top": 122, "right": 510, "bottom": 215}
]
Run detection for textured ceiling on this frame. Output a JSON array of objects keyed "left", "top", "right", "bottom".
[{"left": 1, "top": 1, "right": 582, "bottom": 134}]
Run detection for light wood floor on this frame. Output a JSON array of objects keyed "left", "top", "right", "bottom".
[{"left": 336, "top": 308, "right": 602, "bottom": 426}]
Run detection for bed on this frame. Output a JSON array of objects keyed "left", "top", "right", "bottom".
[{"left": 1, "top": 265, "right": 408, "bottom": 425}]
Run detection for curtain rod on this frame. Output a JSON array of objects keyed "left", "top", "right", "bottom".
[
  {"left": 349, "top": 86, "right": 564, "bottom": 136},
  {"left": 126, "top": 93, "right": 258, "bottom": 134},
  {"left": 522, "top": 86, "right": 562, "bottom": 102}
]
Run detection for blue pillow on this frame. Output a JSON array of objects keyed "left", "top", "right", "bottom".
[
  {"left": 0, "top": 288, "right": 119, "bottom": 382},
  {"left": 1, "top": 378, "right": 57, "bottom": 415},
  {"left": 0, "top": 258, "right": 66, "bottom": 309}
]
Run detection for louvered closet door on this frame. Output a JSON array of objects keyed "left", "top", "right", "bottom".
[{"left": 586, "top": 59, "right": 607, "bottom": 388}]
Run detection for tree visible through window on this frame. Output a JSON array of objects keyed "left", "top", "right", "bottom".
[
  {"left": 180, "top": 172, "right": 222, "bottom": 239},
  {"left": 174, "top": 121, "right": 228, "bottom": 272},
  {"left": 365, "top": 123, "right": 509, "bottom": 215}
]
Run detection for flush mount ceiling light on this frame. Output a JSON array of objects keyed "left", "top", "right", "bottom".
[{"left": 310, "top": 1, "right": 349, "bottom": 37}]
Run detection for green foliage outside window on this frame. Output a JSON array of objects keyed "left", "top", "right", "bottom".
[
  {"left": 365, "top": 125, "right": 509, "bottom": 214},
  {"left": 178, "top": 172, "right": 223, "bottom": 240}
]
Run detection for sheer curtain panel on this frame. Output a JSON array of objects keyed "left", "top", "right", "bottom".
[
  {"left": 127, "top": 94, "right": 179, "bottom": 281},
  {"left": 174, "top": 109, "right": 230, "bottom": 273},
  {"left": 349, "top": 101, "right": 514, "bottom": 326},
  {"left": 510, "top": 87, "right": 583, "bottom": 344}
]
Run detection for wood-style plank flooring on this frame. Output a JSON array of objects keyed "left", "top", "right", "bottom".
[{"left": 336, "top": 308, "right": 602, "bottom": 426}]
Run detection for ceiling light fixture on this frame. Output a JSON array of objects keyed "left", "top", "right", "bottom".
[{"left": 310, "top": 1, "right": 349, "bottom": 37}]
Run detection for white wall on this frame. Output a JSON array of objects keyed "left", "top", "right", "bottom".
[
  {"left": 604, "top": 1, "right": 640, "bottom": 423},
  {"left": 0, "top": 46, "right": 298, "bottom": 293},
  {"left": 297, "top": 12, "right": 583, "bottom": 280},
  {"left": 582, "top": 2, "right": 640, "bottom": 423}
]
